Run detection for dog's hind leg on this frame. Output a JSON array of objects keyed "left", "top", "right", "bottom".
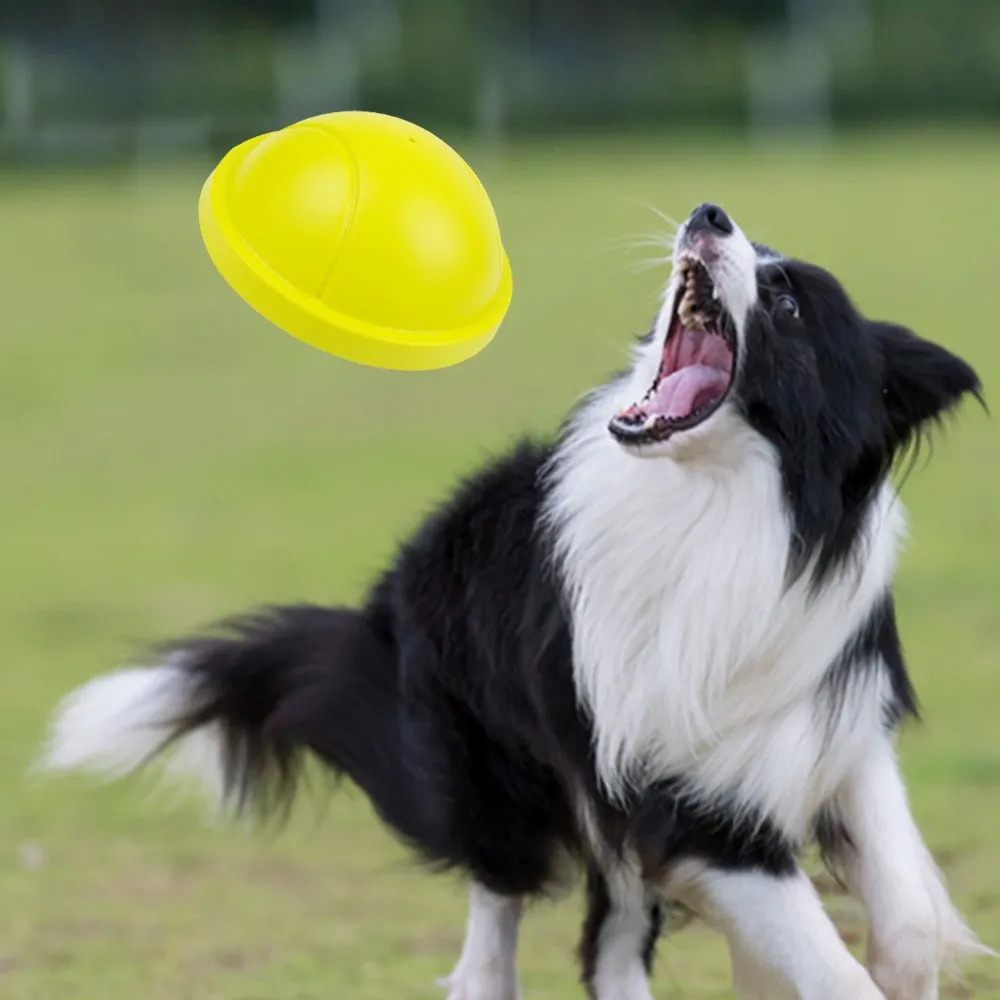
[{"left": 438, "top": 884, "right": 522, "bottom": 1000}]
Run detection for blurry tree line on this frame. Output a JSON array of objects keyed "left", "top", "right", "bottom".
[
  {"left": 1, "top": 1, "right": 785, "bottom": 30},
  {"left": 0, "top": 0, "right": 998, "bottom": 157}
]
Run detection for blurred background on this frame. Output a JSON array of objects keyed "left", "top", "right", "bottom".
[
  {"left": 2, "top": 2, "right": 998, "bottom": 999},
  {"left": 2, "top": 0, "right": 1000, "bottom": 157}
]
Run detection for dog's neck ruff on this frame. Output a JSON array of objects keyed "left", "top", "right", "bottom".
[{"left": 543, "top": 383, "right": 905, "bottom": 838}]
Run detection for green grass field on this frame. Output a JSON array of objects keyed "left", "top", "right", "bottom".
[{"left": 2, "top": 130, "right": 999, "bottom": 999}]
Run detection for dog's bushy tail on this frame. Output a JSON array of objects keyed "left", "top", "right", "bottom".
[{"left": 42, "top": 605, "right": 431, "bottom": 842}]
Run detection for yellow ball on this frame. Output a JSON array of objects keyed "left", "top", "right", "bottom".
[{"left": 199, "top": 111, "right": 512, "bottom": 371}]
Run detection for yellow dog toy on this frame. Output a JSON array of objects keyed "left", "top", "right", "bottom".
[{"left": 199, "top": 111, "right": 512, "bottom": 371}]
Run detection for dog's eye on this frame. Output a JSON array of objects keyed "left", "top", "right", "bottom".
[{"left": 774, "top": 293, "right": 800, "bottom": 319}]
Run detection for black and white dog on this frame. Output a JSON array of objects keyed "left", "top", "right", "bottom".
[{"left": 45, "top": 204, "right": 988, "bottom": 999}]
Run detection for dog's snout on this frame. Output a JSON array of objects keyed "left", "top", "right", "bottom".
[{"left": 688, "top": 203, "right": 733, "bottom": 237}]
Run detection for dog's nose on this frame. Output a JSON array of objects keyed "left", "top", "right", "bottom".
[{"left": 687, "top": 203, "right": 733, "bottom": 237}]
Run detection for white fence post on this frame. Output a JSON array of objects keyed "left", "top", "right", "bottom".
[
  {"left": 3, "top": 37, "right": 34, "bottom": 148},
  {"left": 476, "top": 66, "right": 505, "bottom": 144},
  {"left": 746, "top": 26, "right": 832, "bottom": 141}
]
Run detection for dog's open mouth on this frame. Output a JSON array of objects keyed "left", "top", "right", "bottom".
[{"left": 609, "top": 254, "right": 736, "bottom": 445}]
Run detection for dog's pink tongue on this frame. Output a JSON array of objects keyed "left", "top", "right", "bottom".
[{"left": 648, "top": 365, "right": 729, "bottom": 419}]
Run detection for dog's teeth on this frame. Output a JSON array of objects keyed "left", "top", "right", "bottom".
[{"left": 712, "top": 285, "right": 720, "bottom": 300}]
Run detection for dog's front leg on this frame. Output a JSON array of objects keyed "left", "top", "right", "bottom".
[
  {"left": 730, "top": 941, "right": 797, "bottom": 1000},
  {"left": 578, "top": 860, "right": 659, "bottom": 1000},
  {"left": 675, "top": 862, "right": 885, "bottom": 1000},
  {"left": 825, "top": 736, "right": 988, "bottom": 1000}
]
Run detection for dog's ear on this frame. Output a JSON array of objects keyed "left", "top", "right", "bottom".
[{"left": 870, "top": 321, "right": 983, "bottom": 442}]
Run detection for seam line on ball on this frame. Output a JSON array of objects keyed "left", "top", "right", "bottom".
[{"left": 310, "top": 124, "right": 362, "bottom": 300}]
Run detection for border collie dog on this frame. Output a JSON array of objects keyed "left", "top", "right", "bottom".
[{"left": 46, "top": 204, "right": 988, "bottom": 999}]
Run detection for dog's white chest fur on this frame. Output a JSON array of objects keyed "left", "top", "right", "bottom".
[{"left": 546, "top": 393, "right": 906, "bottom": 840}]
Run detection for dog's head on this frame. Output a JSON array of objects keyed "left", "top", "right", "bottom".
[
  {"left": 611, "top": 203, "right": 981, "bottom": 461},
  {"left": 612, "top": 201, "right": 982, "bottom": 454},
  {"left": 608, "top": 202, "right": 982, "bottom": 571}
]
